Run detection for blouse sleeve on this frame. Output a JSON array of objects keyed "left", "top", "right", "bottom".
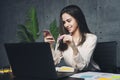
[
  {"left": 51, "top": 39, "right": 63, "bottom": 65},
  {"left": 73, "top": 34, "right": 97, "bottom": 70}
]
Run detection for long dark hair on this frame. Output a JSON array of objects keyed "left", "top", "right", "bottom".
[{"left": 58, "top": 5, "right": 91, "bottom": 51}]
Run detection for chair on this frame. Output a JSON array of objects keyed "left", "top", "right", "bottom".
[{"left": 93, "top": 41, "right": 118, "bottom": 73}]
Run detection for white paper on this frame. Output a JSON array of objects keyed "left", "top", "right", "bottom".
[{"left": 70, "top": 71, "right": 120, "bottom": 80}]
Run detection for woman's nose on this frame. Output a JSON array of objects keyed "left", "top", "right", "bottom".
[{"left": 64, "top": 22, "right": 69, "bottom": 28}]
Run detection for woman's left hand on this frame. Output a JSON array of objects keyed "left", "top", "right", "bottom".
[{"left": 58, "top": 34, "right": 73, "bottom": 45}]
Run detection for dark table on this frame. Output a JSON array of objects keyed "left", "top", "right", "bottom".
[{"left": 0, "top": 73, "right": 84, "bottom": 80}]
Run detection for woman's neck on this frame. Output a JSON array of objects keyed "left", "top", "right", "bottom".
[{"left": 71, "top": 28, "right": 81, "bottom": 44}]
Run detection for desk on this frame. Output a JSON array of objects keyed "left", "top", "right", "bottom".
[
  {"left": 0, "top": 73, "right": 13, "bottom": 80},
  {"left": 1, "top": 72, "right": 120, "bottom": 80},
  {"left": 13, "top": 77, "right": 84, "bottom": 80},
  {"left": 0, "top": 73, "right": 84, "bottom": 80}
]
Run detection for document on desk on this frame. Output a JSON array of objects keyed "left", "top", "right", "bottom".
[
  {"left": 56, "top": 66, "right": 74, "bottom": 72},
  {"left": 70, "top": 71, "right": 120, "bottom": 80}
]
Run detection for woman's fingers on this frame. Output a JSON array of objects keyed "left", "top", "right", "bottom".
[
  {"left": 62, "top": 35, "right": 72, "bottom": 44},
  {"left": 44, "top": 36, "right": 55, "bottom": 44}
]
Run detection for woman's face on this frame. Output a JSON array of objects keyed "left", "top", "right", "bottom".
[{"left": 62, "top": 13, "right": 79, "bottom": 34}]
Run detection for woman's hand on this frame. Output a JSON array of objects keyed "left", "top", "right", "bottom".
[
  {"left": 58, "top": 34, "right": 73, "bottom": 45},
  {"left": 58, "top": 34, "right": 78, "bottom": 56},
  {"left": 43, "top": 30, "right": 55, "bottom": 44}
]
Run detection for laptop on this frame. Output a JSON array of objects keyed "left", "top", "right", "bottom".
[{"left": 4, "top": 42, "right": 74, "bottom": 80}]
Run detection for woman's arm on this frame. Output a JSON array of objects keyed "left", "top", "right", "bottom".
[
  {"left": 72, "top": 34, "right": 97, "bottom": 70},
  {"left": 51, "top": 39, "right": 63, "bottom": 65}
]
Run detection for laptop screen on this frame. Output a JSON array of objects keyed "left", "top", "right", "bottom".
[{"left": 4, "top": 42, "right": 57, "bottom": 79}]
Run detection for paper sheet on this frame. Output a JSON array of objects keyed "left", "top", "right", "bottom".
[{"left": 70, "top": 71, "right": 120, "bottom": 80}]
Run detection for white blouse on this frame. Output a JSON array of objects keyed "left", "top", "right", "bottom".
[{"left": 51, "top": 33, "right": 100, "bottom": 71}]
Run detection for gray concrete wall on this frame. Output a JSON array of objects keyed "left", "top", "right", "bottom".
[{"left": 0, "top": 0, "right": 120, "bottom": 67}]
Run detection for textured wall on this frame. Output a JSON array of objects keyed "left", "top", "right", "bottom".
[
  {"left": 0, "top": 0, "right": 120, "bottom": 67},
  {"left": 96, "top": 0, "right": 120, "bottom": 42}
]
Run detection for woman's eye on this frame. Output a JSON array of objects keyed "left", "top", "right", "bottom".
[{"left": 67, "top": 19, "right": 71, "bottom": 22}]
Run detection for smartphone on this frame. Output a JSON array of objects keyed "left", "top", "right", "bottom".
[
  {"left": 43, "top": 30, "right": 54, "bottom": 40},
  {"left": 43, "top": 30, "right": 52, "bottom": 37}
]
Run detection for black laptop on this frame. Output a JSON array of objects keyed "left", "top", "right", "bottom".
[{"left": 4, "top": 42, "right": 74, "bottom": 80}]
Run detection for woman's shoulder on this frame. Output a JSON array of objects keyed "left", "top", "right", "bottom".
[{"left": 86, "top": 33, "right": 97, "bottom": 40}]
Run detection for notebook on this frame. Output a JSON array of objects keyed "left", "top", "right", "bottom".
[{"left": 4, "top": 42, "right": 74, "bottom": 80}]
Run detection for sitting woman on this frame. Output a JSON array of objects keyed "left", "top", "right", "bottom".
[{"left": 44, "top": 5, "right": 100, "bottom": 72}]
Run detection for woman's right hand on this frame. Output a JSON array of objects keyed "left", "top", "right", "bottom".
[{"left": 43, "top": 30, "right": 55, "bottom": 45}]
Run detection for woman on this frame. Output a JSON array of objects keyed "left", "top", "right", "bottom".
[{"left": 44, "top": 5, "right": 100, "bottom": 71}]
